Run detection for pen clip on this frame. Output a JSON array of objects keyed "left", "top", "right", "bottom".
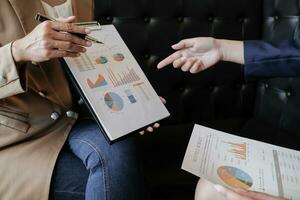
[{"left": 35, "top": 13, "right": 56, "bottom": 23}]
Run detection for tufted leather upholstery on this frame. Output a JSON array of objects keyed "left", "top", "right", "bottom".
[
  {"left": 94, "top": 0, "right": 261, "bottom": 124},
  {"left": 251, "top": 0, "right": 300, "bottom": 136}
]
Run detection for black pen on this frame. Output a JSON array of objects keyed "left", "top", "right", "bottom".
[{"left": 35, "top": 13, "right": 104, "bottom": 44}]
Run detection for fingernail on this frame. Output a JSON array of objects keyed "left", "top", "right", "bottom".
[
  {"left": 85, "top": 28, "right": 91, "bottom": 34},
  {"left": 76, "top": 53, "right": 81, "bottom": 57},
  {"left": 181, "top": 56, "right": 187, "bottom": 61},
  {"left": 86, "top": 41, "right": 92, "bottom": 46},
  {"left": 82, "top": 48, "right": 87, "bottom": 52},
  {"left": 213, "top": 185, "right": 226, "bottom": 193}
]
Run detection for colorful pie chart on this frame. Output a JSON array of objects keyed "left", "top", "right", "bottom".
[
  {"left": 104, "top": 92, "right": 124, "bottom": 112},
  {"left": 113, "top": 53, "right": 125, "bottom": 62},
  {"left": 95, "top": 56, "right": 108, "bottom": 64},
  {"left": 217, "top": 166, "right": 253, "bottom": 190}
]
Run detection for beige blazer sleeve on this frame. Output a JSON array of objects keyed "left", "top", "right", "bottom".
[{"left": 0, "top": 42, "right": 27, "bottom": 99}]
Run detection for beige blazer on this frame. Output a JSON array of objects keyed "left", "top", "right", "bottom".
[{"left": 0, "top": 0, "right": 94, "bottom": 199}]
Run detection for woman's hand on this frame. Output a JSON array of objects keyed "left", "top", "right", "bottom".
[
  {"left": 157, "top": 37, "right": 244, "bottom": 74},
  {"left": 158, "top": 37, "right": 223, "bottom": 73},
  {"left": 139, "top": 96, "right": 167, "bottom": 135},
  {"left": 12, "top": 16, "right": 91, "bottom": 63},
  {"left": 213, "top": 185, "right": 287, "bottom": 200}
]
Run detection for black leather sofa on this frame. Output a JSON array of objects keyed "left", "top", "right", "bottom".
[{"left": 53, "top": 0, "right": 300, "bottom": 199}]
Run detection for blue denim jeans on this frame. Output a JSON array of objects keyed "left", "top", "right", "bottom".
[{"left": 50, "top": 120, "right": 144, "bottom": 200}]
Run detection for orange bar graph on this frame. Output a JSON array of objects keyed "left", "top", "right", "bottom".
[{"left": 224, "top": 141, "right": 247, "bottom": 160}]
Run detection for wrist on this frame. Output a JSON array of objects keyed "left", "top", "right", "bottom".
[
  {"left": 12, "top": 39, "right": 26, "bottom": 63},
  {"left": 215, "top": 39, "right": 244, "bottom": 64}
]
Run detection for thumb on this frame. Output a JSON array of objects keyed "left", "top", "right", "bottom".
[
  {"left": 57, "top": 16, "right": 76, "bottom": 23},
  {"left": 172, "top": 39, "right": 194, "bottom": 50}
]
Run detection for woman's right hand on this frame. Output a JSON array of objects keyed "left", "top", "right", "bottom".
[
  {"left": 157, "top": 37, "right": 244, "bottom": 74},
  {"left": 157, "top": 37, "right": 223, "bottom": 73},
  {"left": 12, "top": 16, "right": 92, "bottom": 63}
]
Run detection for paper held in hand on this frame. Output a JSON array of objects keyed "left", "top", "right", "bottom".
[
  {"left": 182, "top": 125, "right": 300, "bottom": 200},
  {"left": 64, "top": 25, "right": 169, "bottom": 141}
]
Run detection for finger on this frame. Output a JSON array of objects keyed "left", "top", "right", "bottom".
[
  {"left": 153, "top": 123, "right": 160, "bottom": 129},
  {"left": 52, "top": 31, "right": 92, "bottom": 47},
  {"left": 51, "top": 40, "right": 86, "bottom": 53},
  {"left": 237, "top": 190, "right": 283, "bottom": 200},
  {"left": 57, "top": 16, "right": 76, "bottom": 23},
  {"left": 146, "top": 127, "right": 154, "bottom": 132},
  {"left": 214, "top": 185, "right": 253, "bottom": 200},
  {"left": 159, "top": 96, "right": 167, "bottom": 104},
  {"left": 189, "top": 60, "right": 204, "bottom": 74},
  {"left": 139, "top": 131, "right": 145, "bottom": 135},
  {"left": 181, "top": 58, "right": 196, "bottom": 72},
  {"left": 44, "top": 49, "right": 80, "bottom": 59},
  {"left": 172, "top": 38, "right": 194, "bottom": 50},
  {"left": 157, "top": 51, "right": 182, "bottom": 69},
  {"left": 50, "top": 21, "right": 91, "bottom": 34},
  {"left": 173, "top": 57, "right": 186, "bottom": 68}
]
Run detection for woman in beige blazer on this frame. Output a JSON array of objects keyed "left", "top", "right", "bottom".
[{"left": 0, "top": 0, "right": 160, "bottom": 199}]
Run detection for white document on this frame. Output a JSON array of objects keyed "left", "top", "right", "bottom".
[
  {"left": 64, "top": 25, "right": 169, "bottom": 141},
  {"left": 182, "top": 125, "right": 300, "bottom": 200}
]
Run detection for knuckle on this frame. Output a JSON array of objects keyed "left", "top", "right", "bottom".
[
  {"left": 41, "top": 40, "right": 50, "bottom": 48},
  {"left": 41, "top": 50, "right": 51, "bottom": 58},
  {"left": 66, "top": 42, "right": 72, "bottom": 48},
  {"left": 66, "top": 23, "right": 73, "bottom": 31},
  {"left": 42, "top": 32, "right": 51, "bottom": 39},
  {"left": 64, "top": 33, "right": 72, "bottom": 40},
  {"left": 63, "top": 51, "right": 70, "bottom": 57}
]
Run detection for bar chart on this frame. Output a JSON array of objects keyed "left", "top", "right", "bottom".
[
  {"left": 107, "top": 67, "right": 141, "bottom": 87},
  {"left": 224, "top": 141, "right": 248, "bottom": 160}
]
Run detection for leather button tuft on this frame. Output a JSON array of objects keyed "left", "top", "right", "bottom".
[
  {"left": 51, "top": 112, "right": 60, "bottom": 121},
  {"left": 265, "top": 84, "right": 269, "bottom": 88},
  {"left": 239, "top": 18, "right": 245, "bottom": 23},
  {"left": 274, "top": 16, "right": 279, "bottom": 20},
  {"left": 144, "top": 54, "right": 150, "bottom": 59},
  {"left": 287, "top": 92, "right": 291, "bottom": 97},
  {"left": 177, "top": 17, "right": 184, "bottom": 23},
  {"left": 208, "top": 17, "right": 214, "bottom": 22},
  {"left": 144, "top": 17, "right": 150, "bottom": 23},
  {"left": 106, "top": 16, "right": 113, "bottom": 21}
]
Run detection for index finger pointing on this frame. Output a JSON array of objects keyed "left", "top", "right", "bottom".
[
  {"left": 50, "top": 21, "right": 91, "bottom": 34},
  {"left": 157, "top": 51, "right": 182, "bottom": 69}
]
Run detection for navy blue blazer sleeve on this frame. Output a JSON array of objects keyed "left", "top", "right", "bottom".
[{"left": 244, "top": 39, "right": 300, "bottom": 80}]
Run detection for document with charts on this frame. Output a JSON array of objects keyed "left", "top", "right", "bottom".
[
  {"left": 182, "top": 125, "right": 300, "bottom": 200},
  {"left": 64, "top": 25, "right": 169, "bottom": 141}
]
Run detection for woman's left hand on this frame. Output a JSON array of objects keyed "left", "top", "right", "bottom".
[
  {"left": 214, "top": 185, "right": 287, "bottom": 200},
  {"left": 139, "top": 96, "right": 167, "bottom": 135}
]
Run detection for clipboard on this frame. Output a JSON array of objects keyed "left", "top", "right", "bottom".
[{"left": 62, "top": 22, "right": 170, "bottom": 142}]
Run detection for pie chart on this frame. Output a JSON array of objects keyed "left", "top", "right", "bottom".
[
  {"left": 113, "top": 53, "right": 125, "bottom": 62},
  {"left": 217, "top": 166, "right": 253, "bottom": 190},
  {"left": 104, "top": 92, "right": 124, "bottom": 112},
  {"left": 95, "top": 56, "right": 108, "bottom": 64}
]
